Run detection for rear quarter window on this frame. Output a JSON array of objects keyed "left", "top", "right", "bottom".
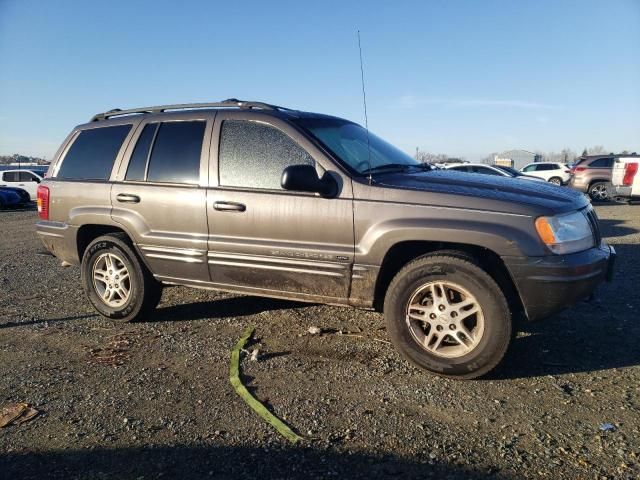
[{"left": 57, "top": 125, "right": 132, "bottom": 180}]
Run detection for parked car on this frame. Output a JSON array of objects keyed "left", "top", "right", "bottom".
[
  {"left": 0, "top": 186, "right": 31, "bottom": 209},
  {"left": 0, "top": 169, "right": 43, "bottom": 200},
  {"left": 609, "top": 157, "right": 640, "bottom": 202},
  {"left": 446, "top": 163, "right": 546, "bottom": 182},
  {"left": 36, "top": 99, "right": 614, "bottom": 379},
  {"left": 520, "top": 162, "right": 571, "bottom": 185},
  {"left": 568, "top": 156, "right": 615, "bottom": 201}
]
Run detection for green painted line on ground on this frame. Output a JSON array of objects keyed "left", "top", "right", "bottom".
[{"left": 229, "top": 326, "right": 303, "bottom": 444}]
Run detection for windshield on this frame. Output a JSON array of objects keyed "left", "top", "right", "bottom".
[
  {"left": 494, "top": 165, "right": 522, "bottom": 177},
  {"left": 293, "top": 117, "right": 427, "bottom": 175}
]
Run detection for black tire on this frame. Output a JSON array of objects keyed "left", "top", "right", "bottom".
[
  {"left": 81, "top": 233, "right": 162, "bottom": 322},
  {"left": 588, "top": 181, "right": 609, "bottom": 202},
  {"left": 548, "top": 177, "right": 563, "bottom": 186},
  {"left": 384, "top": 253, "right": 511, "bottom": 379}
]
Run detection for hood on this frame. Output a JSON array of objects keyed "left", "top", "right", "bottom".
[{"left": 373, "top": 170, "right": 589, "bottom": 214}]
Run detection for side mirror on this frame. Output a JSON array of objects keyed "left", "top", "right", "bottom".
[{"left": 281, "top": 165, "right": 337, "bottom": 197}]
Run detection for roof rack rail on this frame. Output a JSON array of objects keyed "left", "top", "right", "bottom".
[{"left": 90, "top": 98, "right": 286, "bottom": 122}]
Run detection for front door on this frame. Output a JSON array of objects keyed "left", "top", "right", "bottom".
[
  {"left": 206, "top": 113, "right": 354, "bottom": 302},
  {"left": 111, "top": 113, "right": 213, "bottom": 283}
]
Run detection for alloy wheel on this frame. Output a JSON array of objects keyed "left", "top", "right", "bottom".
[
  {"left": 406, "top": 281, "right": 485, "bottom": 358},
  {"left": 590, "top": 184, "right": 608, "bottom": 201},
  {"left": 92, "top": 253, "right": 131, "bottom": 307}
]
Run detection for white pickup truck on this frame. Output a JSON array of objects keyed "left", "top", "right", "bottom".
[{"left": 609, "top": 156, "right": 640, "bottom": 202}]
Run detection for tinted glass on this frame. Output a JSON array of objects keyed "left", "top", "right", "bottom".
[
  {"left": 537, "top": 164, "right": 552, "bottom": 171},
  {"left": 58, "top": 125, "right": 132, "bottom": 180},
  {"left": 589, "top": 158, "right": 613, "bottom": 168},
  {"left": 18, "top": 171, "right": 38, "bottom": 182},
  {"left": 219, "top": 120, "right": 315, "bottom": 189},
  {"left": 146, "top": 121, "right": 205, "bottom": 184},
  {"left": 522, "top": 165, "right": 536, "bottom": 172},
  {"left": 472, "top": 166, "right": 501, "bottom": 175},
  {"left": 3, "top": 172, "right": 18, "bottom": 182},
  {"left": 126, "top": 123, "right": 158, "bottom": 181},
  {"left": 495, "top": 166, "right": 520, "bottom": 176}
]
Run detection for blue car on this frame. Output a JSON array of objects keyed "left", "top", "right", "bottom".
[{"left": 0, "top": 186, "right": 31, "bottom": 209}]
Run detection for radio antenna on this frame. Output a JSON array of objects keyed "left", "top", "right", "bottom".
[{"left": 357, "top": 30, "right": 373, "bottom": 185}]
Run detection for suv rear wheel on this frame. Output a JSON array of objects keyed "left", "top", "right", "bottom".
[
  {"left": 588, "top": 181, "right": 609, "bottom": 201},
  {"left": 81, "top": 234, "right": 162, "bottom": 322},
  {"left": 384, "top": 253, "right": 511, "bottom": 379}
]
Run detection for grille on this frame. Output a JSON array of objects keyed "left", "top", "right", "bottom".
[{"left": 585, "top": 207, "right": 602, "bottom": 246}]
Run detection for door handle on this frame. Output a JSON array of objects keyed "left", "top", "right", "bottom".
[
  {"left": 116, "top": 193, "right": 141, "bottom": 204},
  {"left": 213, "top": 201, "right": 246, "bottom": 212}
]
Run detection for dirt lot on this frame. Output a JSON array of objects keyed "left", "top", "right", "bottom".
[{"left": 1, "top": 204, "right": 639, "bottom": 479}]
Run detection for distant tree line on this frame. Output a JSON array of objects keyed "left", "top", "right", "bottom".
[
  {"left": 414, "top": 149, "right": 465, "bottom": 164},
  {"left": 0, "top": 154, "right": 50, "bottom": 165}
]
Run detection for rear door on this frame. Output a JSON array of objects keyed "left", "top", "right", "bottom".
[
  {"left": 587, "top": 157, "right": 613, "bottom": 182},
  {"left": 205, "top": 112, "right": 354, "bottom": 302},
  {"left": 111, "top": 112, "right": 214, "bottom": 283}
]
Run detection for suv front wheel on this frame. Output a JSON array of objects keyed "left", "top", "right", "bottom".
[
  {"left": 81, "top": 234, "right": 162, "bottom": 322},
  {"left": 384, "top": 253, "right": 511, "bottom": 379}
]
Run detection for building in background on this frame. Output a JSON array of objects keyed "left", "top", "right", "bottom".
[{"left": 493, "top": 150, "right": 542, "bottom": 169}]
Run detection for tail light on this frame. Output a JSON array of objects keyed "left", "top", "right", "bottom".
[
  {"left": 37, "top": 185, "right": 50, "bottom": 220},
  {"left": 572, "top": 166, "right": 586, "bottom": 174},
  {"left": 623, "top": 163, "right": 638, "bottom": 186}
]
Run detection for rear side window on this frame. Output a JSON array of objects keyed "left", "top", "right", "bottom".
[
  {"left": 472, "top": 166, "right": 500, "bottom": 175},
  {"left": 146, "top": 121, "right": 205, "bottom": 184},
  {"left": 2, "top": 171, "right": 18, "bottom": 181},
  {"left": 57, "top": 125, "right": 132, "bottom": 180},
  {"left": 126, "top": 123, "right": 159, "bottom": 181},
  {"left": 218, "top": 120, "right": 315, "bottom": 190},
  {"left": 589, "top": 158, "right": 613, "bottom": 168}
]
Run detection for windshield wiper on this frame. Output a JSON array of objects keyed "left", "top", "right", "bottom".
[{"left": 361, "top": 163, "right": 430, "bottom": 175}]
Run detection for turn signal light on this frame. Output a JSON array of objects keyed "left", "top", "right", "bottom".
[{"left": 534, "top": 217, "right": 556, "bottom": 244}]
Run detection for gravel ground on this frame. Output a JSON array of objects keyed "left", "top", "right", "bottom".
[{"left": 1, "top": 203, "right": 639, "bottom": 479}]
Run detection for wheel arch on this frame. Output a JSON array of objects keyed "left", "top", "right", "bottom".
[
  {"left": 588, "top": 178, "right": 610, "bottom": 189},
  {"left": 372, "top": 241, "right": 524, "bottom": 318},
  {"left": 77, "top": 224, "right": 140, "bottom": 263}
]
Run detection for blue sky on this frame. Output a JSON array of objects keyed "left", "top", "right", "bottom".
[{"left": 0, "top": 0, "right": 638, "bottom": 160}]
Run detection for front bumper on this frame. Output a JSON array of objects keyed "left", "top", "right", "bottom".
[{"left": 504, "top": 243, "right": 615, "bottom": 321}]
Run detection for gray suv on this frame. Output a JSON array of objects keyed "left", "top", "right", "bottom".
[{"left": 36, "top": 99, "right": 615, "bottom": 379}]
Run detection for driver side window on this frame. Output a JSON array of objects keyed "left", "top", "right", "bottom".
[
  {"left": 218, "top": 120, "right": 315, "bottom": 190},
  {"left": 523, "top": 165, "right": 536, "bottom": 172}
]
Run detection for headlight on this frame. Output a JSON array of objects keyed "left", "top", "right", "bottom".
[{"left": 535, "top": 210, "right": 594, "bottom": 254}]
